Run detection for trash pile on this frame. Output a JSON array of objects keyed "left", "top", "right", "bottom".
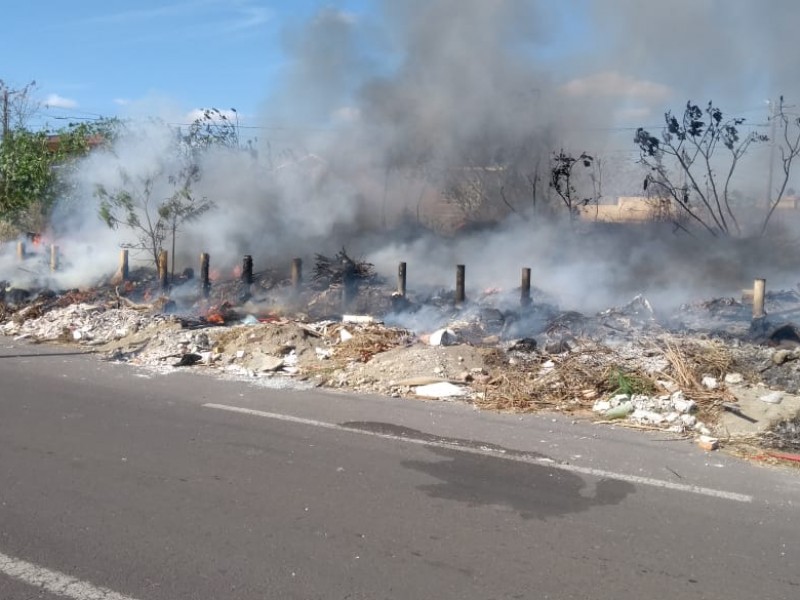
[{"left": 4, "top": 263, "right": 800, "bottom": 461}]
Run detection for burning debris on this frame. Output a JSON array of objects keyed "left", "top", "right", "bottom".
[
  {"left": 4, "top": 248, "right": 800, "bottom": 461},
  {"left": 312, "top": 247, "right": 379, "bottom": 288}
]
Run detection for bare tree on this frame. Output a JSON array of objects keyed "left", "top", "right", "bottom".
[
  {"left": 761, "top": 96, "right": 800, "bottom": 235},
  {"left": 634, "top": 100, "right": 770, "bottom": 236},
  {"left": 549, "top": 149, "right": 594, "bottom": 224},
  {"left": 0, "top": 80, "right": 39, "bottom": 137}
]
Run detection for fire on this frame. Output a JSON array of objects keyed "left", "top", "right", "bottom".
[
  {"left": 204, "top": 301, "right": 235, "bottom": 325},
  {"left": 27, "top": 232, "right": 43, "bottom": 246},
  {"left": 206, "top": 312, "right": 226, "bottom": 325}
]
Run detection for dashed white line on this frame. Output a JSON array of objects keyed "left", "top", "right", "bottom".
[
  {"left": 203, "top": 402, "right": 754, "bottom": 504},
  {"left": 0, "top": 551, "right": 141, "bottom": 600}
]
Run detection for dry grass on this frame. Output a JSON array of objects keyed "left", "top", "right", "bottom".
[
  {"left": 475, "top": 344, "right": 653, "bottom": 412},
  {"left": 659, "top": 337, "right": 735, "bottom": 417},
  {"left": 332, "top": 326, "right": 411, "bottom": 363}
]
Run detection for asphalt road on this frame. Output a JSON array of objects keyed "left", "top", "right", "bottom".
[{"left": 1, "top": 336, "right": 799, "bottom": 600}]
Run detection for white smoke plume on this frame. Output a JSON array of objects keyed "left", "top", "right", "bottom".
[{"left": 5, "top": 0, "right": 800, "bottom": 317}]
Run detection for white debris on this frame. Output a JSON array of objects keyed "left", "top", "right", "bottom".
[
  {"left": 631, "top": 408, "right": 665, "bottom": 425},
  {"left": 1, "top": 304, "right": 172, "bottom": 344},
  {"left": 315, "top": 347, "right": 333, "bottom": 360},
  {"left": 670, "top": 391, "right": 696, "bottom": 414},
  {"left": 608, "top": 393, "right": 631, "bottom": 407},
  {"left": 724, "top": 372, "right": 744, "bottom": 384},
  {"left": 342, "top": 315, "right": 375, "bottom": 324},
  {"left": 428, "top": 328, "right": 458, "bottom": 347},
  {"left": 701, "top": 375, "right": 719, "bottom": 390},
  {"left": 760, "top": 391, "right": 784, "bottom": 405},
  {"left": 339, "top": 328, "right": 354, "bottom": 342},
  {"left": 414, "top": 381, "right": 469, "bottom": 399},
  {"left": 592, "top": 400, "right": 611, "bottom": 413}
]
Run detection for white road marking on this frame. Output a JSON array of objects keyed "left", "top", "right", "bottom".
[
  {"left": 0, "top": 551, "right": 141, "bottom": 600},
  {"left": 203, "top": 402, "right": 754, "bottom": 504}
]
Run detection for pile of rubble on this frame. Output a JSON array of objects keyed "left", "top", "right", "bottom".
[{"left": 5, "top": 269, "right": 800, "bottom": 460}]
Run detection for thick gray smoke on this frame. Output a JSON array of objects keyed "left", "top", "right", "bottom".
[{"left": 6, "top": 0, "right": 800, "bottom": 317}]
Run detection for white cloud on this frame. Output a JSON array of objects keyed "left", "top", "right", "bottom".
[
  {"left": 560, "top": 71, "right": 671, "bottom": 103},
  {"left": 185, "top": 108, "right": 238, "bottom": 123},
  {"left": 224, "top": 3, "right": 272, "bottom": 32},
  {"left": 44, "top": 93, "right": 78, "bottom": 109},
  {"left": 113, "top": 98, "right": 130, "bottom": 106}
]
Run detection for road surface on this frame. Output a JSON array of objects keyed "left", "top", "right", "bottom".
[{"left": 1, "top": 336, "right": 799, "bottom": 599}]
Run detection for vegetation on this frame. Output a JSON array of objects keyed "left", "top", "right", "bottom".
[
  {"left": 549, "top": 149, "right": 595, "bottom": 224},
  {"left": 0, "top": 120, "right": 117, "bottom": 232},
  {"left": 95, "top": 109, "right": 245, "bottom": 274},
  {"left": 95, "top": 164, "right": 213, "bottom": 272},
  {"left": 634, "top": 98, "right": 800, "bottom": 237}
]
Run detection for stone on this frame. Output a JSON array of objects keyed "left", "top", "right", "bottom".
[
  {"left": 671, "top": 392, "right": 697, "bottom": 414},
  {"left": 697, "top": 435, "right": 719, "bottom": 451},
  {"left": 315, "top": 347, "right": 333, "bottom": 360},
  {"left": 760, "top": 391, "right": 784, "bottom": 405},
  {"left": 701, "top": 376, "right": 719, "bottom": 390},
  {"left": 250, "top": 354, "right": 284, "bottom": 372},
  {"left": 592, "top": 400, "right": 611, "bottom": 413},
  {"left": 724, "top": 372, "right": 744, "bottom": 384},
  {"left": 772, "top": 349, "right": 793, "bottom": 365},
  {"left": 609, "top": 393, "right": 631, "bottom": 407},
  {"left": 632, "top": 408, "right": 665, "bottom": 425}
]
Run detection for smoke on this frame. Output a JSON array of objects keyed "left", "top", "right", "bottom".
[{"left": 5, "top": 0, "right": 800, "bottom": 318}]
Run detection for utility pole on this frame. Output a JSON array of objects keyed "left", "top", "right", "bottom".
[
  {"left": 1, "top": 86, "right": 9, "bottom": 140},
  {"left": 765, "top": 98, "right": 778, "bottom": 209}
]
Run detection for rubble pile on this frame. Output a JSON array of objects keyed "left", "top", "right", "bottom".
[
  {"left": 5, "top": 266, "right": 800, "bottom": 459},
  {"left": 2, "top": 303, "right": 178, "bottom": 344}
]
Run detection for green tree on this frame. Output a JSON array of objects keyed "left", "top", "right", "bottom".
[
  {"left": 0, "top": 120, "right": 116, "bottom": 230},
  {"left": 95, "top": 162, "right": 214, "bottom": 274},
  {"left": 94, "top": 110, "right": 240, "bottom": 274}
]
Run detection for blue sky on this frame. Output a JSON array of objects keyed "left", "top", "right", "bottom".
[
  {"left": 2, "top": 1, "right": 789, "bottom": 138},
  {"left": 1, "top": 1, "right": 378, "bottom": 129},
  {"left": 1, "top": 1, "right": 600, "bottom": 131}
]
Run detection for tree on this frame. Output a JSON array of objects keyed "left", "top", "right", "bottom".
[
  {"left": 549, "top": 149, "right": 594, "bottom": 224},
  {"left": 94, "top": 111, "right": 238, "bottom": 274},
  {"left": 0, "top": 119, "right": 115, "bottom": 229},
  {"left": 761, "top": 97, "right": 800, "bottom": 235},
  {"left": 633, "top": 100, "right": 782, "bottom": 237},
  {"left": 95, "top": 159, "right": 213, "bottom": 274},
  {"left": 0, "top": 80, "right": 39, "bottom": 138}
]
